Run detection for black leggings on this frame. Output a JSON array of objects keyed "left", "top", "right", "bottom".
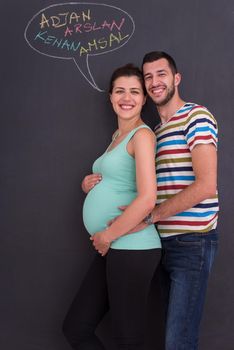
[{"left": 63, "top": 248, "right": 161, "bottom": 350}]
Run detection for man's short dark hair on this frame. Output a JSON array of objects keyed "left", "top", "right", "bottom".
[{"left": 142, "top": 51, "right": 178, "bottom": 75}]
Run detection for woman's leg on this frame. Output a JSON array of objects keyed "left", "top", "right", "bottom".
[
  {"left": 63, "top": 254, "right": 109, "bottom": 350},
  {"left": 106, "top": 249, "right": 161, "bottom": 350}
]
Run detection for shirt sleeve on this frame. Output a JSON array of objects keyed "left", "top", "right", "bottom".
[{"left": 183, "top": 106, "right": 218, "bottom": 151}]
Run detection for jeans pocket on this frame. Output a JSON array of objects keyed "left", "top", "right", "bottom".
[
  {"left": 208, "top": 239, "right": 218, "bottom": 272},
  {"left": 176, "top": 234, "right": 202, "bottom": 246}
]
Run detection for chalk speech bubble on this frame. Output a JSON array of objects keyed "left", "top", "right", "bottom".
[{"left": 24, "top": 2, "right": 135, "bottom": 91}]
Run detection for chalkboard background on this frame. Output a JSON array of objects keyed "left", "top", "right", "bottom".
[{"left": 0, "top": 0, "right": 233, "bottom": 349}]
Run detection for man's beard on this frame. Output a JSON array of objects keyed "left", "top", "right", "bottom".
[{"left": 155, "top": 84, "right": 176, "bottom": 107}]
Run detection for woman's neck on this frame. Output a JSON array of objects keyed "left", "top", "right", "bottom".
[{"left": 117, "top": 117, "right": 143, "bottom": 136}]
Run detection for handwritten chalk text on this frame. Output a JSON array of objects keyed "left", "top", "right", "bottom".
[
  {"left": 64, "top": 18, "right": 125, "bottom": 36},
  {"left": 25, "top": 3, "right": 135, "bottom": 90},
  {"left": 34, "top": 30, "right": 129, "bottom": 55},
  {"left": 40, "top": 10, "right": 91, "bottom": 29}
]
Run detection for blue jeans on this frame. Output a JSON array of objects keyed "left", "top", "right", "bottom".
[{"left": 161, "top": 229, "right": 218, "bottom": 350}]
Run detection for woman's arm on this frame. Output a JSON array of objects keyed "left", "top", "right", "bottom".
[
  {"left": 81, "top": 130, "right": 118, "bottom": 193},
  {"left": 91, "top": 128, "right": 157, "bottom": 254}
]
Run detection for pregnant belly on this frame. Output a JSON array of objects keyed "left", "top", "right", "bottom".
[{"left": 83, "top": 182, "right": 136, "bottom": 235}]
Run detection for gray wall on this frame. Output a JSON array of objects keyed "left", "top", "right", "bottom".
[{"left": 0, "top": 0, "right": 233, "bottom": 349}]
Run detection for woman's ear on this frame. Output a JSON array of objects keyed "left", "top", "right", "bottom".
[{"left": 109, "top": 93, "right": 113, "bottom": 104}]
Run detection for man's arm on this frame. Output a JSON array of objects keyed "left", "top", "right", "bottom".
[{"left": 152, "top": 143, "right": 217, "bottom": 223}]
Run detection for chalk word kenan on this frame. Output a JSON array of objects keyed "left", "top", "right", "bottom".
[{"left": 34, "top": 30, "right": 129, "bottom": 55}]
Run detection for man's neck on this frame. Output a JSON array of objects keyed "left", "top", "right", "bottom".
[{"left": 157, "top": 96, "right": 185, "bottom": 124}]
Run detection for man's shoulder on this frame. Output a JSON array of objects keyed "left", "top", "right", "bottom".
[
  {"left": 185, "top": 103, "right": 217, "bottom": 125},
  {"left": 174, "top": 103, "right": 210, "bottom": 121},
  {"left": 186, "top": 103, "right": 214, "bottom": 116}
]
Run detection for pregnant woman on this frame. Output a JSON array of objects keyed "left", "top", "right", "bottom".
[{"left": 63, "top": 64, "right": 161, "bottom": 350}]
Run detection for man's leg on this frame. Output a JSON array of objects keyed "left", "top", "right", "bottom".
[
  {"left": 63, "top": 254, "right": 109, "bottom": 350},
  {"left": 106, "top": 248, "right": 161, "bottom": 350},
  {"left": 162, "top": 230, "right": 218, "bottom": 350}
]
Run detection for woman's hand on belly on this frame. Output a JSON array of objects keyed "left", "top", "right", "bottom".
[
  {"left": 81, "top": 173, "right": 102, "bottom": 193},
  {"left": 90, "top": 229, "right": 112, "bottom": 256}
]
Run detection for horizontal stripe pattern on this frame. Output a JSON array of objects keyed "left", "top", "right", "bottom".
[{"left": 155, "top": 103, "right": 219, "bottom": 237}]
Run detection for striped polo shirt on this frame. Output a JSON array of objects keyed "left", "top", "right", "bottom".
[{"left": 155, "top": 102, "right": 219, "bottom": 237}]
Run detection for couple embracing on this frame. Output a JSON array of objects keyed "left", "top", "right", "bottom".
[{"left": 63, "top": 51, "right": 219, "bottom": 350}]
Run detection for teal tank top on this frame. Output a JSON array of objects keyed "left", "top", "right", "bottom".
[{"left": 82, "top": 125, "right": 161, "bottom": 250}]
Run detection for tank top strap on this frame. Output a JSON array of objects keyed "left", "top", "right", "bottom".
[{"left": 123, "top": 124, "right": 152, "bottom": 145}]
